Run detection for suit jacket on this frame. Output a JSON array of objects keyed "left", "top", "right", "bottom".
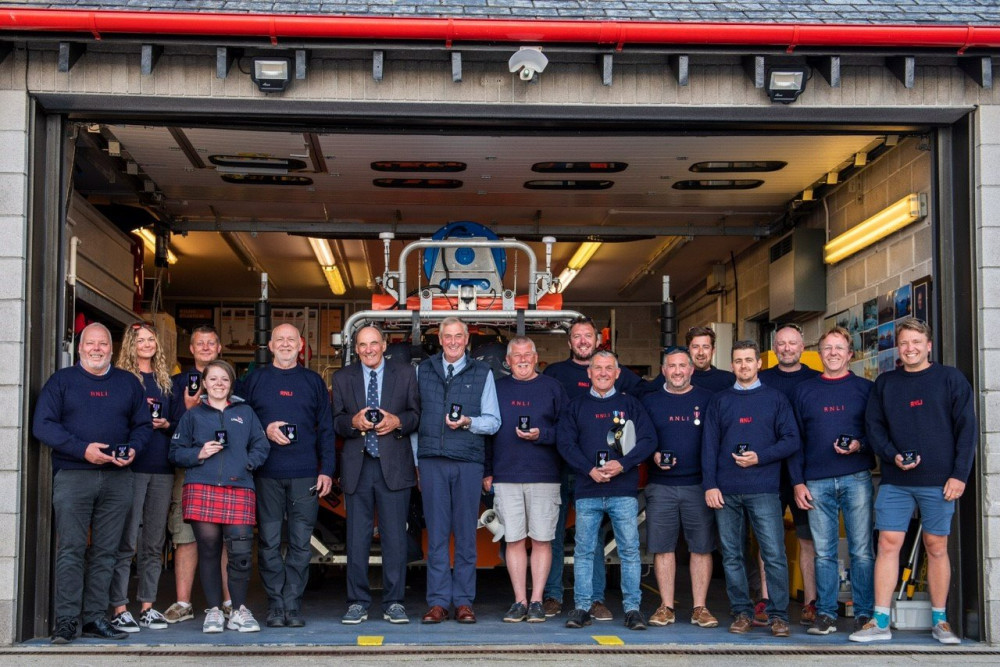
[{"left": 333, "top": 359, "right": 420, "bottom": 494}]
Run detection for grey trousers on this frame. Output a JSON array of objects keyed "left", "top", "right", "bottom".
[
  {"left": 52, "top": 468, "right": 133, "bottom": 622},
  {"left": 255, "top": 476, "right": 319, "bottom": 613},
  {"left": 109, "top": 472, "right": 173, "bottom": 607}
]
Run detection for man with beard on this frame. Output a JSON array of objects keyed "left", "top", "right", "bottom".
[
  {"left": 687, "top": 325, "right": 737, "bottom": 393},
  {"left": 540, "top": 316, "right": 643, "bottom": 620},
  {"left": 484, "top": 336, "right": 566, "bottom": 622}
]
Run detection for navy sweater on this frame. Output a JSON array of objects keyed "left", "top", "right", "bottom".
[
  {"left": 486, "top": 374, "right": 566, "bottom": 483},
  {"left": 789, "top": 373, "right": 875, "bottom": 485},
  {"left": 760, "top": 366, "right": 821, "bottom": 400},
  {"left": 543, "top": 357, "right": 645, "bottom": 399},
  {"left": 131, "top": 372, "right": 173, "bottom": 475},
  {"left": 691, "top": 366, "right": 737, "bottom": 393},
  {"left": 701, "top": 385, "right": 800, "bottom": 495},
  {"left": 33, "top": 364, "right": 152, "bottom": 473},
  {"left": 865, "top": 364, "right": 978, "bottom": 487},
  {"left": 243, "top": 364, "right": 337, "bottom": 479},
  {"left": 557, "top": 392, "right": 657, "bottom": 499},
  {"left": 641, "top": 384, "right": 714, "bottom": 486}
]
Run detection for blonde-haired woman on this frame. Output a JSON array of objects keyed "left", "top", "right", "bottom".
[{"left": 109, "top": 321, "right": 175, "bottom": 633}]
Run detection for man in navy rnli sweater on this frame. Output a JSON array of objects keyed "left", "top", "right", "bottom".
[
  {"left": 557, "top": 350, "right": 657, "bottom": 631},
  {"left": 790, "top": 326, "right": 875, "bottom": 636},
  {"left": 541, "top": 315, "right": 644, "bottom": 620},
  {"left": 759, "top": 322, "right": 821, "bottom": 626},
  {"left": 640, "top": 345, "right": 719, "bottom": 629},
  {"left": 850, "top": 318, "right": 976, "bottom": 645},
  {"left": 33, "top": 323, "right": 152, "bottom": 644},
  {"left": 484, "top": 335, "right": 567, "bottom": 622},
  {"left": 243, "top": 323, "right": 336, "bottom": 628},
  {"left": 702, "top": 339, "right": 799, "bottom": 638},
  {"left": 687, "top": 325, "right": 737, "bottom": 393}
]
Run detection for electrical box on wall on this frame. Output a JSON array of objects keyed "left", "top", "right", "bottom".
[
  {"left": 711, "top": 322, "right": 734, "bottom": 371},
  {"left": 768, "top": 228, "right": 826, "bottom": 320}
]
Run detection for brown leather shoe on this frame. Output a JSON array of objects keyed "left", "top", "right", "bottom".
[
  {"left": 771, "top": 617, "right": 791, "bottom": 637},
  {"left": 729, "top": 613, "right": 753, "bottom": 634},
  {"left": 588, "top": 600, "right": 613, "bottom": 621},
  {"left": 455, "top": 605, "right": 477, "bottom": 624},
  {"left": 421, "top": 606, "right": 448, "bottom": 624}
]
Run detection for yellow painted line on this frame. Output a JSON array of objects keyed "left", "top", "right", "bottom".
[
  {"left": 591, "top": 635, "right": 625, "bottom": 645},
  {"left": 357, "top": 635, "right": 384, "bottom": 646}
]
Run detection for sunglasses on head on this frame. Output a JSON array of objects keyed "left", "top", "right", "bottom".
[
  {"left": 130, "top": 321, "right": 156, "bottom": 332},
  {"left": 664, "top": 345, "right": 689, "bottom": 355}
]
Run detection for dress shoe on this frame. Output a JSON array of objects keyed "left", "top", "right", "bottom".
[
  {"left": 421, "top": 605, "right": 448, "bottom": 624},
  {"left": 455, "top": 605, "right": 477, "bottom": 624},
  {"left": 81, "top": 617, "right": 128, "bottom": 640}
]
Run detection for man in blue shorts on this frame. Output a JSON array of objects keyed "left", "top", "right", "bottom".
[
  {"left": 850, "top": 318, "right": 976, "bottom": 645},
  {"left": 640, "top": 345, "right": 719, "bottom": 629}
]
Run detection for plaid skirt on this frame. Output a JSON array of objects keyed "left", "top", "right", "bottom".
[{"left": 182, "top": 483, "right": 256, "bottom": 525}]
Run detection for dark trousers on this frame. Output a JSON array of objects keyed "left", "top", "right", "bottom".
[
  {"left": 255, "top": 476, "right": 318, "bottom": 612},
  {"left": 52, "top": 468, "right": 133, "bottom": 622},
  {"left": 419, "top": 456, "right": 483, "bottom": 608},
  {"left": 345, "top": 453, "right": 412, "bottom": 611}
]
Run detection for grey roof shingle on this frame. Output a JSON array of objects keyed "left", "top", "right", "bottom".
[{"left": 2, "top": 0, "right": 1000, "bottom": 24}]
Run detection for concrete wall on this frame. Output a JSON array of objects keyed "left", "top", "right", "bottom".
[
  {"left": 975, "top": 104, "right": 1000, "bottom": 645},
  {"left": 0, "top": 86, "right": 29, "bottom": 644}
]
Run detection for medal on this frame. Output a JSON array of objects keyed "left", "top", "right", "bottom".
[{"left": 693, "top": 406, "right": 701, "bottom": 426}]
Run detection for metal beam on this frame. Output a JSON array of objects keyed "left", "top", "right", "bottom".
[
  {"left": 743, "top": 55, "right": 766, "bottom": 88},
  {"left": 451, "top": 51, "right": 462, "bottom": 83},
  {"left": 668, "top": 54, "right": 689, "bottom": 86},
  {"left": 140, "top": 43, "right": 162, "bottom": 75},
  {"left": 887, "top": 56, "right": 915, "bottom": 88},
  {"left": 295, "top": 48, "right": 308, "bottom": 80},
  {"left": 216, "top": 46, "right": 240, "bottom": 78},
  {"left": 601, "top": 53, "right": 613, "bottom": 86},
  {"left": 372, "top": 50, "right": 384, "bottom": 81},
  {"left": 958, "top": 55, "right": 992, "bottom": 89},
  {"left": 57, "top": 42, "right": 84, "bottom": 72},
  {"left": 172, "top": 220, "right": 774, "bottom": 238},
  {"left": 809, "top": 55, "right": 840, "bottom": 87}
]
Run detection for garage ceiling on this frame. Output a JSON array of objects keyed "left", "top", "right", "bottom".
[{"left": 84, "top": 124, "right": 889, "bottom": 304}]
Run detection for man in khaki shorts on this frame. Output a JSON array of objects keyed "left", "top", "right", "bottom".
[
  {"left": 483, "top": 336, "right": 567, "bottom": 622},
  {"left": 164, "top": 325, "right": 237, "bottom": 622}
]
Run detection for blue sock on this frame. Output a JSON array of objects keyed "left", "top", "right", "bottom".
[
  {"left": 873, "top": 606, "right": 891, "bottom": 629},
  {"left": 932, "top": 608, "right": 947, "bottom": 625}
]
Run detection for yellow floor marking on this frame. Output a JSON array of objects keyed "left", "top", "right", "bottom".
[
  {"left": 357, "top": 635, "right": 384, "bottom": 646},
  {"left": 592, "top": 635, "right": 625, "bottom": 645}
]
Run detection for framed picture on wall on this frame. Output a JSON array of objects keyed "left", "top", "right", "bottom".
[{"left": 912, "top": 275, "right": 932, "bottom": 324}]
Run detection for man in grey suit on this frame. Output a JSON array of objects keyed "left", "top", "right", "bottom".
[{"left": 333, "top": 325, "right": 420, "bottom": 624}]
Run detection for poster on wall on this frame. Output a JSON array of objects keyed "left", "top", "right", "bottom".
[{"left": 912, "top": 275, "right": 932, "bottom": 324}]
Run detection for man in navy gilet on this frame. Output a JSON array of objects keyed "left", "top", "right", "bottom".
[{"left": 416, "top": 317, "right": 500, "bottom": 624}]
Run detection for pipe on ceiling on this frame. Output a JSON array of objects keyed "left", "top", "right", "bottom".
[{"left": 1, "top": 9, "right": 999, "bottom": 53}]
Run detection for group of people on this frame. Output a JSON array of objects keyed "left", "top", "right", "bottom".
[{"left": 31, "top": 313, "right": 975, "bottom": 646}]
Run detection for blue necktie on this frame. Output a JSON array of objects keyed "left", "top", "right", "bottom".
[
  {"left": 365, "top": 369, "right": 379, "bottom": 457},
  {"left": 446, "top": 363, "right": 454, "bottom": 385}
]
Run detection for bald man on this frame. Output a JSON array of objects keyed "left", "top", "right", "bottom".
[
  {"left": 243, "top": 323, "right": 337, "bottom": 628},
  {"left": 33, "top": 323, "right": 152, "bottom": 643}
]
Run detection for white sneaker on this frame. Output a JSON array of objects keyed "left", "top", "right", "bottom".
[
  {"left": 848, "top": 619, "right": 892, "bottom": 642},
  {"left": 203, "top": 607, "right": 225, "bottom": 634},
  {"left": 227, "top": 605, "right": 261, "bottom": 633},
  {"left": 932, "top": 621, "right": 961, "bottom": 644}
]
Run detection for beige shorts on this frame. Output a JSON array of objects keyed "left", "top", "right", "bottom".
[
  {"left": 168, "top": 470, "right": 195, "bottom": 545},
  {"left": 492, "top": 482, "right": 561, "bottom": 543}
]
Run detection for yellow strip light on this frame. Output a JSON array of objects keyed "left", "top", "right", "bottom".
[
  {"left": 135, "top": 228, "right": 178, "bottom": 265},
  {"left": 323, "top": 264, "right": 347, "bottom": 295},
  {"left": 823, "top": 194, "right": 926, "bottom": 265},
  {"left": 308, "top": 237, "right": 348, "bottom": 295},
  {"left": 567, "top": 241, "right": 602, "bottom": 270}
]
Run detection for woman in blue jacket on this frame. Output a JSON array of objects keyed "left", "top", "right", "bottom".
[{"left": 170, "top": 359, "right": 269, "bottom": 634}]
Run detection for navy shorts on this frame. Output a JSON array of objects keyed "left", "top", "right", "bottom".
[
  {"left": 644, "top": 483, "right": 716, "bottom": 554},
  {"left": 875, "top": 483, "right": 955, "bottom": 536}
]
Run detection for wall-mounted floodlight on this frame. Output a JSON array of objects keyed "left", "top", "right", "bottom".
[
  {"left": 766, "top": 66, "right": 808, "bottom": 104},
  {"left": 509, "top": 46, "right": 548, "bottom": 82},
  {"left": 251, "top": 57, "right": 292, "bottom": 92}
]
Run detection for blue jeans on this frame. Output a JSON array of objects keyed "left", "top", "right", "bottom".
[
  {"left": 807, "top": 471, "right": 875, "bottom": 620},
  {"left": 716, "top": 493, "right": 789, "bottom": 621},
  {"left": 573, "top": 496, "right": 641, "bottom": 613},
  {"left": 545, "top": 469, "right": 606, "bottom": 602}
]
